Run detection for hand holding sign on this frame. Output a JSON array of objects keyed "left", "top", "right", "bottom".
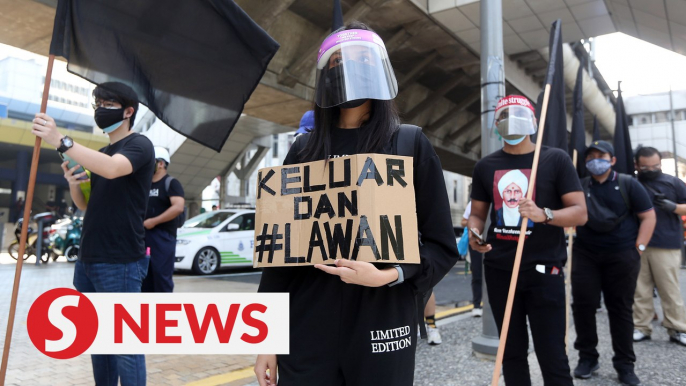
[{"left": 314, "top": 259, "right": 399, "bottom": 287}]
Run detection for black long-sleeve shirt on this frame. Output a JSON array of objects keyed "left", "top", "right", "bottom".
[{"left": 258, "top": 127, "right": 459, "bottom": 294}]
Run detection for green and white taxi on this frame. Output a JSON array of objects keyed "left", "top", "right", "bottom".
[{"left": 174, "top": 209, "right": 255, "bottom": 275}]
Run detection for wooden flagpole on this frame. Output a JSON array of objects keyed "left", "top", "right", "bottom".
[
  {"left": 0, "top": 55, "right": 56, "bottom": 385},
  {"left": 490, "top": 83, "right": 552, "bottom": 386},
  {"left": 564, "top": 150, "right": 578, "bottom": 353}
]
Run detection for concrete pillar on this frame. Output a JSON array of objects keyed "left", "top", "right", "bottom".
[{"left": 472, "top": 0, "right": 504, "bottom": 358}]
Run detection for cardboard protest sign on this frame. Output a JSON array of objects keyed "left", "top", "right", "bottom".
[{"left": 254, "top": 154, "right": 420, "bottom": 267}]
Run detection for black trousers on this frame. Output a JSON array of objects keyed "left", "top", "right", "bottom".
[
  {"left": 142, "top": 228, "right": 176, "bottom": 293},
  {"left": 469, "top": 246, "right": 483, "bottom": 307},
  {"left": 276, "top": 269, "right": 417, "bottom": 386},
  {"left": 486, "top": 265, "right": 573, "bottom": 386},
  {"left": 571, "top": 245, "right": 640, "bottom": 371}
]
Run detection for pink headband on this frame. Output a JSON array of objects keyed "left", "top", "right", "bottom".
[{"left": 317, "top": 29, "right": 386, "bottom": 64}]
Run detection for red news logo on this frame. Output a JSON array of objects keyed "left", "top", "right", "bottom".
[
  {"left": 27, "top": 288, "right": 98, "bottom": 359},
  {"left": 114, "top": 303, "right": 268, "bottom": 345},
  {"left": 27, "top": 290, "right": 289, "bottom": 358}
]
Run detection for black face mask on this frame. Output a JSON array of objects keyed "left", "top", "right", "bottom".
[
  {"left": 94, "top": 107, "right": 126, "bottom": 132},
  {"left": 638, "top": 169, "right": 662, "bottom": 181},
  {"left": 325, "top": 61, "right": 372, "bottom": 108}
]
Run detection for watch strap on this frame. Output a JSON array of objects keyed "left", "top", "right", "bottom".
[
  {"left": 388, "top": 264, "right": 404, "bottom": 287},
  {"left": 543, "top": 207, "right": 553, "bottom": 224},
  {"left": 57, "top": 136, "right": 73, "bottom": 153}
]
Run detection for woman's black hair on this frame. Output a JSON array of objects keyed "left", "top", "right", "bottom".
[{"left": 299, "top": 21, "right": 400, "bottom": 162}]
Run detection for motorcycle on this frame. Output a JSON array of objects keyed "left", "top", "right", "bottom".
[
  {"left": 50, "top": 215, "right": 83, "bottom": 263},
  {"left": 8, "top": 213, "right": 57, "bottom": 263}
]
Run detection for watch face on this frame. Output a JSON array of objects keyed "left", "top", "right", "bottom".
[{"left": 63, "top": 137, "right": 73, "bottom": 146}]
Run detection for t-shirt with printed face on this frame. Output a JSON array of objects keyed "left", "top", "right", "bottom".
[
  {"left": 146, "top": 175, "right": 185, "bottom": 236},
  {"left": 470, "top": 146, "right": 582, "bottom": 271},
  {"left": 80, "top": 133, "right": 155, "bottom": 263}
]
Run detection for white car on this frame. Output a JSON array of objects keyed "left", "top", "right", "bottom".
[{"left": 174, "top": 209, "right": 255, "bottom": 275}]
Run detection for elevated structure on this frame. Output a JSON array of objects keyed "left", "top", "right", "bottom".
[{"left": 1, "top": 0, "right": 678, "bottom": 210}]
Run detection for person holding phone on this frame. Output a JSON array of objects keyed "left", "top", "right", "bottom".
[
  {"left": 468, "top": 95, "right": 587, "bottom": 386},
  {"left": 633, "top": 146, "right": 686, "bottom": 348},
  {"left": 31, "top": 82, "right": 154, "bottom": 386}
]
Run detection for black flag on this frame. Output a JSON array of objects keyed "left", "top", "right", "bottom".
[
  {"left": 613, "top": 82, "right": 634, "bottom": 174},
  {"left": 592, "top": 115, "right": 600, "bottom": 141},
  {"left": 50, "top": 0, "right": 280, "bottom": 152},
  {"left": 535, "top": 20, "right": 567, "bottom": 152},
  {"left": 333, "top": 0, "right": 344, "bottom": 31},
  {"left": 570, "top": 59, "right": 586, "bottom": 177}
]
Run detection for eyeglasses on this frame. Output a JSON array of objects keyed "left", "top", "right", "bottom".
[
  {"left": 91, "top": 100, "right": 120, "bottom": 110},
  {"left": 638, "top": 165, "right": 662, "bottom": 172}
]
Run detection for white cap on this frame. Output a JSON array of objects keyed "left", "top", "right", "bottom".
[{"left": 154, "top": 146, "right": 170, "bottom": 164}]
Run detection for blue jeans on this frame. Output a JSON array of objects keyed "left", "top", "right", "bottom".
[{"left": 74, "top": 258, "right": 149, "bottom": 386}]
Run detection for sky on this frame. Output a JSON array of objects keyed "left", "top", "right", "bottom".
[{"left": 593, "top": 32, "right": 686, "bottom": 96}]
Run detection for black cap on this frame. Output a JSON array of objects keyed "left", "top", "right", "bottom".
[{"left": 585, "top": 140, "right": 614, "bottom": 157}]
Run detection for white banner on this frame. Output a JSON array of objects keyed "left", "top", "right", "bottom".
[{"left": 27, "top": 289, "right": 289, "bottom": 358}]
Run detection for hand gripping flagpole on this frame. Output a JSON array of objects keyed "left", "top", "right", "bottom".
[
  {"left": 0, "top": 55, "right": 56, "bottom": 386},
  {"left": 490, "top": 82, "right": 552, "bottom": 386}
]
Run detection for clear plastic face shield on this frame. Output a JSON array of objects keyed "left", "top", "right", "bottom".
[
  {"left": 494, "top": 96, "right": 538, "bottom": 140},
  {"left": 315, "top": 30, "right": 399, "bottom": 108}
]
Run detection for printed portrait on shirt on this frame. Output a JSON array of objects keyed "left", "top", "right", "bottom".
[{"left": 493, "top": 169, "right": 535, "bottom": 229}]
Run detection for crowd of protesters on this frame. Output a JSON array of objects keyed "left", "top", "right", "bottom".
[{"left": 24, "top": 15, "right": 686, "bottom": 386}]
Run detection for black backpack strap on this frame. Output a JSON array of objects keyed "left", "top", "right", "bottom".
[
  {"left": 580, "top": 176, "right": 591, "bottom": 192},
  {"left": 393, "top": 124, "right": 421, "bottom": 157},
  {"left": 392, "top": 124, "right": 428, "bottom": 338},
  {"left": 616, "top": 173, "right": 632, "bottom": 212},
  {"left": 164, "top": 175, "right": 175, "bottom": 193}
]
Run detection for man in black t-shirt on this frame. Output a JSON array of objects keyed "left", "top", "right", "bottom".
[
  {"left": 33, "top": 82, "right": 154, "bottom": 385},
  {"left": 143, "top": 146, "right": 185, "bottom": 292},
  {"left": 468, "top": 95, "right": 587, "bottom": 386},
  {"left": 633, "top": 146, "right": 686, "bottom": 348},
  {"left": 572, "top": 141, "right": 655, "bottom": 385}
]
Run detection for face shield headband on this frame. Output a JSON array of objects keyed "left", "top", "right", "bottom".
[
  {"left": 314, "top": 29, "right": 398, "bottom": 108},
  {"left": 494, "top": 96, "right": 538, "bottom": 139}
]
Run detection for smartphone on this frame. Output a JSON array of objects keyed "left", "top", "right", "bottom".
[
  {"left": 59, "top": 152, "right": 88, "bottom": 180},
  {"left": 469, "top": 228, "right": 486, "bottom": 245}
]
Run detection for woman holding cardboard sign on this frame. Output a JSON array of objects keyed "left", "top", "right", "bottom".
[{"left": 255, "top": 22, "right": 459, "bottom": 386}]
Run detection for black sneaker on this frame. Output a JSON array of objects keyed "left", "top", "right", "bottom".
[
  {"left": 617, "top": 368, "right": 641, "bottom": 385},
  {"left": 574, "top": 359, "right": 599, "bottom": 379}
]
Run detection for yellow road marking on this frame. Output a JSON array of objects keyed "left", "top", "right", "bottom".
[
  {"left": 185, "top": 366, "right": 254, "bottom": 386},
  {"left": 436, "top": 304, "right": 473, "bottom": 319}
]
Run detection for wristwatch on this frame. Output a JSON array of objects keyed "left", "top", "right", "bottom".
[
  {"left": 57, "top": 136, "right": 74, "bottom": 153},
  {"left": 388, "top": 264, "right": 404, "bottom": 287},
  {"left": 543, "top": 207, "right": 554, "bottom": 224},
  {"left": 637, "top": 244, "right": 646, "bottom": 253}
]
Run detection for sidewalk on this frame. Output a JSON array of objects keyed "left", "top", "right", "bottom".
[{"left": 0, "top": 255, "right": 259, "bottom": 386}]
